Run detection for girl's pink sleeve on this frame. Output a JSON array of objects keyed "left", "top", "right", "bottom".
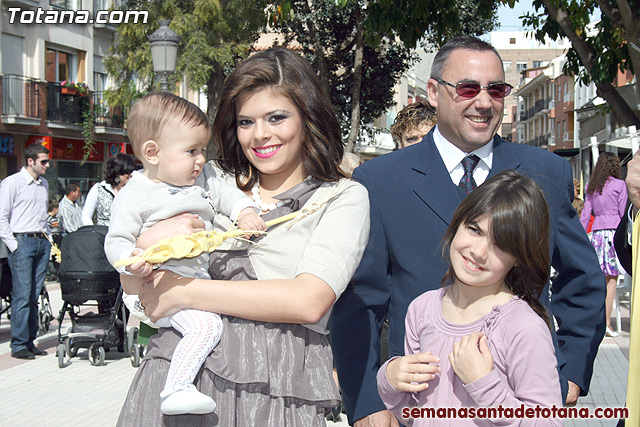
[
  {"left": 463, "top": 310, "right": 563, "bottom": 426},
  {"left": 376, "top": 297, "right": 426, "bottom": 424}
]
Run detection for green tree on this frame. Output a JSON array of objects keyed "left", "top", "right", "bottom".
[
  {"left": 271, "top": 0, "right": 498, "bottom": 151},
  {"left": 366, "top": 0, "right": 499, "bottom": 48},
  {"left": 512, "top": 0, "right": 640, "bottom": 127},
  {"left": 104, "top": 0, "right": 267, "bottom": 126}
]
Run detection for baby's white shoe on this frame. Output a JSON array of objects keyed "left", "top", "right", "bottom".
[{"left": 160, "top": 384, "right": 216, "bottom": 415}]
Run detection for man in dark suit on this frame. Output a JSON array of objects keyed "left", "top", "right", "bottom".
[{"left": 331, "top": 36, "right": 605, "bottom": 427}]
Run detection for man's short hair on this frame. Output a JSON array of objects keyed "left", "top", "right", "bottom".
[
  {"left": 127, "top": 92, "right": 210, "bottom": 158},
  {"left": 65, "top": 181, "right": 80, "bottom": 196},
  {"left": 24, "top": 144, "right": 49, "bottom": 164},
  {"left": 430, "top": 35, "right": 503, "bottom": 80}
]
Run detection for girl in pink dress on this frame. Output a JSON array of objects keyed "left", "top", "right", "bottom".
[{"left": 377, "top": 170, "right": 562, "bottom": 426}]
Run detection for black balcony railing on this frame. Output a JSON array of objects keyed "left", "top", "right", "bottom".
[
  {"left": 519, "top": 98, "right": 552, "bottom": 122},
  {"left": 93, "top": 91, "right": 126, "bottom": 128},
  {"left": 1, "top": 74, "right": 42, "bottom": 118},
  {"left": 46, "top": 82, "right": 90, "bottom": 124},
  {"left": 2, "top": 79, "right": 125, "bottom": 129},
  {"left": 525, "top": 133, "right": 552, "bottom": 147}
]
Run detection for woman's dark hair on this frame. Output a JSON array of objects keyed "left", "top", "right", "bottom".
[
  {"left": 586, "top": 152, "right": 621, "bottom": 196},
  {"left": 213, "top": 47, "right": 344, "bottom": 190},
  {"left": 104, "top": 153, "right": 136, "bottom": 186},
  {"left": 441, "top": 170, "right": 551, "bottom": 326}
]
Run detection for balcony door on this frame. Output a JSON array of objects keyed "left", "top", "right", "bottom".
[{"left": 46, "top": 47, "right": 76, "bottom": 83}]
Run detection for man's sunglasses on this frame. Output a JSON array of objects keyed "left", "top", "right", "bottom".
[{"left": 433, "top": 77, "right": 513, "bottom": 99}]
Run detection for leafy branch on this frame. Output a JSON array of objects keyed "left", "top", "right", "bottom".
[{"left": 80, "top": 99, "right": 95, "bottom": 166}]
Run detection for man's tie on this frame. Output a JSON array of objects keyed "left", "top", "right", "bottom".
[{"left": 459, "top": 155, "right": 480, "bottom": 194}]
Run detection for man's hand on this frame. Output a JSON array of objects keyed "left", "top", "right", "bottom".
[
  {"left": 385, "top": 352, "right": 440, "bottom": 392},
  {"left": 354, "top": 410, "right": 400, "bottom": 427},
  {"left": 626, "top": 150, "right": 640, "bottom": 212},
  {"left": 449, "top": 332, "right": 493, "bottom": 385},
  {"left": 565, "top": 380, "right": 580, "bottom": 406}
]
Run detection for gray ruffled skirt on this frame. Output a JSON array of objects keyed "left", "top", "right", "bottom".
[{"left": 117, "top": 315, "right": 340, "bottom": 426}]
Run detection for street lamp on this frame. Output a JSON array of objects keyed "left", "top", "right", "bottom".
[{"left": 148, "top": 20, "right": 180, "bottom": 92}]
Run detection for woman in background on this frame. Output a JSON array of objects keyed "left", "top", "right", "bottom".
[
  {"left": 82, "top": 153, "right": 136, "bottom": 226},
  {"left": 580, "top": 152, "right": 628, "bottom": 337}
]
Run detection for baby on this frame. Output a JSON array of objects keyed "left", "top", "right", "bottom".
[{"left": 105, "top": 93, "right": 265, "bottom": 415}]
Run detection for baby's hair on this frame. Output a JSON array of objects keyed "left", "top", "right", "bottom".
[
  {"left": 127, "top": 92, "right": 210, "bottom": 158},
  {"left": 441, "top": 170, "right": 551, "bottom": 325},
  {"left": 48, "top": 199, "right": 59, "bottom": 212}
]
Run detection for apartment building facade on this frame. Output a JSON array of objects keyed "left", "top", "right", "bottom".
[
  {"left": 492, "top": 31, "right": 570, "bottom": 142},
  {"left": 0, "top": 0, "right": 131, "bottom": 201}
]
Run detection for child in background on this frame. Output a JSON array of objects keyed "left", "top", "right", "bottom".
[
  {"left": 390, "top": 101, "right": 437, "bottom": 149},
  {"left": 46, "top": 200, "right": 61, "bottom": 280},
  {"left": 105, "top": 93, "right": 265, "bottom": 416},
  {"left": 47, "top": 199, "right": 60, "bottom": 236},
  {"left": 377, "top": 171, "right": 562, "bottom": 426}
]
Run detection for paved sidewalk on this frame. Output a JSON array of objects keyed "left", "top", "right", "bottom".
[
  {"left": 0, "top": 282, "right": 350, "bottom": 426},
  {"left": 0, "top": 282, "right": 630, "bottom": 426}
]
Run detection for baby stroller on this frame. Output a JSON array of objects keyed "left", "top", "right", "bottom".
[
  {"left": 0, "top": 253, "right": 55, "bottom": 335},
  {"left": 56, "top": 225, "right": 141, "bottom": 368}
]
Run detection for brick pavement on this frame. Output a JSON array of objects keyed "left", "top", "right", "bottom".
[{"left": 0, "top": 282, "right": 630, "bottom": 426}]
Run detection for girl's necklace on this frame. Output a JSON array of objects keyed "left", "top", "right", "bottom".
[{"left": 251, "top": 181, "right": 285, "bottom": 213}]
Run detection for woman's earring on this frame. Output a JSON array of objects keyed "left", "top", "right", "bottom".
[{"left": 115, "top": 177, "right": 120, "bottom": 184}]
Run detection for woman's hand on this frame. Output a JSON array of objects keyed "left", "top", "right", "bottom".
[
  {"left": 385, "top": 352, "right": 440, "bottom": 392},
  {"left": 449, "top": 332, "right": 494, "bottom": 385},
  {"left": 136, "top": 213, "right": 206, "bottom": 249},
  {"left": 138, "top": 270, "right": 193, "bottom": 321}
]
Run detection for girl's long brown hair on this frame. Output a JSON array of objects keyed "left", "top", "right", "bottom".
[
  {"left": 441, "top": 170, "right": 552, "bottom": 326},
  {"left": 586, "top": 152, "right": 621, "bottom": 196}
]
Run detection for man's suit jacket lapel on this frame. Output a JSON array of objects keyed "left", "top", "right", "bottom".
[
  {"left": 411, "top": 135, "right": 522, "bottom": 226},
  {"left": 489, "top": 136, "right": 521, "bottom": 177},
  {"left": 411, "top": 133, "right": 464, "bottom": 226}
]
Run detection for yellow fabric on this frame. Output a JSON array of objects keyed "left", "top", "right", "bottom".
[
  {"left": 42, "top": 231, "right": 61, "bottom": 263},
  {"left": 628, "top": 217, "right": 640, "bottom": 424},
  {"left": 114, "top": 212, "right": 299, "bottom": 268},
  {"left": 114, "top": 228, "right": 260, "bottom": 268}
]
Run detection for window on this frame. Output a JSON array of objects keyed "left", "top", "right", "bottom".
[
  {"left": 533, "top": 61, "right": 545, "bottom": 68},
  {"left": 503, "top": 61, "right": 512, "bottom": 72},
  {"left": 46, "top": 48, "right": 75, "bottom": 82},
  {"left": 50, "top": 0, "right": 81, "bottom": 10},
  {"left": 93, "top": 72, "right": 107, "bottom": 93},
  {"left": 2, "top": 34, "right": 24, "bottom": 75},
  {"left": 510, "top": 38, "right": 516, "bottom": 44},
  {"left": 517, "top": 61, "right": 528, "bottom": 72},
  {"left": 93, "top": 55, "right": 107, "bottom": 92}
]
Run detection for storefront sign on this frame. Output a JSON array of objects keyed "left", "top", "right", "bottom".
[
  {"left": 0, "top": 135, "right": 15, "bottom": 154},
  {"left": 26, "top": 135, "right": 53, "bottom": 151},
  {"left": 108, "top": 142, "right": 126, "bottom": 157},
  {"left": 52, "top": 137, "right": 104, "bottom": 162}
]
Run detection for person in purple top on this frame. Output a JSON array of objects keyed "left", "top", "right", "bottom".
[
  {"left": 580, "top": 152, "right": 628, "bottom": 338},
  {"left": 377, "top": 171, "right": 562, "bottom": 426}
]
